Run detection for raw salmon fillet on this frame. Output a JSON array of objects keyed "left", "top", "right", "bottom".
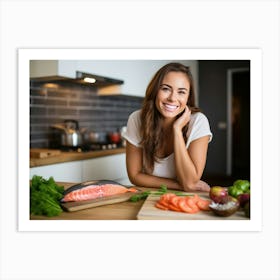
[{"left": 61, "top": 180, "right": 137, "bottom": 202}]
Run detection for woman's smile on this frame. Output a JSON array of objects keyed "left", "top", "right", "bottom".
[{"left": 162, "top": 103, "right": 179, "bottom": 112}]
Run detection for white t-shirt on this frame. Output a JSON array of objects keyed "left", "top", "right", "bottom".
[{"left": 123, "top": 110, "right": 213, "bottom": 179}]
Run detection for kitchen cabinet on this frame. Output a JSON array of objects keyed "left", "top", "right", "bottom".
[
  {"left": 30, "top": 60, "right": 78, "bottom": 79},
  {"left": 30, "top": 153, "right": 131, "bottom": 185},
  {"left": 82, "top": 154, "right": 131, "bottom": 185},
  {"left": 30, "top": 160, "right": 83, "bottom": 182}
]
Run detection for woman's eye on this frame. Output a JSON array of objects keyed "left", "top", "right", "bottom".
[
  {"left": 178, "top": 90, "right": 186, "bottom": 95},
  {"left": 161, "top": 86, "right": 171, "bottom": 92}
]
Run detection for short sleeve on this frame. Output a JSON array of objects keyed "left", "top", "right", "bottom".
[
  {"left": 122, "top": 110, "right": 142, "bottom": 147},
  {"left": 186, "top": 112, "right": 213, "bottom": 148}
]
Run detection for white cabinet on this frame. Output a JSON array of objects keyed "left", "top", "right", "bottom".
[
  {"left": 82, "top": 154, "right": 131, "bottom": 185},
  {"left": 30, "top": 154, "right": 131, "bottom": 185},
  {"left": 30, "top": 60, "right": 78, "bottom": 78},
  {"left": 30, "top": 160, "right": 83, "bottom": 183}
]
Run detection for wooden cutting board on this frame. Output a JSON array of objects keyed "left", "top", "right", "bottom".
[
  {"left": 61, "top": 188, "right": 141, "bottom": 212},
  {"left": 30, "top": 148, "right": 61, "bottom": 158},
  {"left": 137, "top": 193, "right": 248, "bottom": 220}
]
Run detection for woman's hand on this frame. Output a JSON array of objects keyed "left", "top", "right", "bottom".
[
  {"left": 193, "top": 180, "right": 210, "bottom": 192},
  {"left": 173, "top": 106, "right": 191, "bottom": 131}
]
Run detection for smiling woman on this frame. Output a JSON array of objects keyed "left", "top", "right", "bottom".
[{"left": 122, "top": 62, "right": 213, "bottom": 192}]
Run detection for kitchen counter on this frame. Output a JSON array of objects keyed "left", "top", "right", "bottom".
[
  {"left": 30, "top": 147, "right": 126, "bottom": 167},
  {"left": 30, "top": 183, "right": 249, "bottom": 220}
]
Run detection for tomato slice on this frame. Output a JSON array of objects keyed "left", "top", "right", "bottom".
[
  {"left": 170, "top": 196, "right": 181, "bottom": 207},
  {"left": 155, "top": 202, "right": 169, "bottom": 210},
  {"left": 178, "top": 198, "right": 197, "bottom": 213},
  {"left": 196, "top": 199, "right": 210, "bottom": 211},
  {"left": 186, "top": 197, "right": 200, "bottom": 212}
]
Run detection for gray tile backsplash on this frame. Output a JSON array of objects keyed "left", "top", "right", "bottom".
[{"left": 30, "top": 81, "right": 143, "bottom": 148}]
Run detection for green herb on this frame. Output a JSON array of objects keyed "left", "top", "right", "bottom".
[
  {"left": 130, "top": 191, "right": 151, "bottom": 202},
  {"left": 130, "top": 184, "right": 191, "bottom": 202},
  {"left": 30, "top": 175, "right": 65, "bottom": 217}
]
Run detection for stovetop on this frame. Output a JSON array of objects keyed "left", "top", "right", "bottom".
[{"left": 60, "top": 142, "right": 120, "bottom": 153}]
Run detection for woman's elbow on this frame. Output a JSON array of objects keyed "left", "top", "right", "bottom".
[
  {"left": 128, "top": 176, "right": 137, "bottom": 186},
  {"left": 127, "top": 171, "right": 139, "bottom": 186},
  {"left": 181, "top": 180, "right": 198, "bottom": 192}
]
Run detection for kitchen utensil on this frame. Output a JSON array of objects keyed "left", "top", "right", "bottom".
[
  {"left": 120, "top": 126, "right": 127, "bottom": 147},
  {"left": 51, "top": 120, "right": 84, "bottom": 147},
  {"left": 83, "top": 131, "right": 108, "bottom": 144},
  {"left": 136, "top": 194, "right": 248, "bottom": 220},
  {"left": 108, "top": 132, "right": 121, "bottom": 144}
]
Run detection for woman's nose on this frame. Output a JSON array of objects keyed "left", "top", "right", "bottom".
[{"left": 167, "top": 91, "right": 176, "bottom": 101}]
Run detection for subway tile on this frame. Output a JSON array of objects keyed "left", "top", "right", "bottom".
[
  {"left": 30, "top": 80, "right": 143, "bottom": 148},
  {"left": 47, "top": 108, "right": 79, "bottom": 116},
  {"left": 30, "top": 107, "right": 47, "bottom": 115}
]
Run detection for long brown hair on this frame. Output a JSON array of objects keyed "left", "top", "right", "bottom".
[{"left": 140, "top": 62, "right": 200, "bottom": 173}]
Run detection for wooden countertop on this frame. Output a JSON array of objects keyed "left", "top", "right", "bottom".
[{"left": 30, "top": 147, "right": 126, "bottom": 167}]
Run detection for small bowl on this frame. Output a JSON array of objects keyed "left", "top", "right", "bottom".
[{"left": 209, "top": 200, "right": 240, "bottom": 217}]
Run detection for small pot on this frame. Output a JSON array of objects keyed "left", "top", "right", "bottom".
[
  {"left": 108, "top": 132, "right": 121, "bottom": 144},
  {"left": 52, "top": 120, "right": 84, "bottom": 147},
  {"left": 61, "top": 130, "right": 83, "bottom": 147},
  {"left": 83, "top": 131, "right": 108, "bottom": 144}
]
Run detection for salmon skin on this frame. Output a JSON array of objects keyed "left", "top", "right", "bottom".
[{"left": 61, "top": 180, "right": 138, "bottom": 202}]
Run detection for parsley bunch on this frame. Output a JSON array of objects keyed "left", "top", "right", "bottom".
[{"left": 30, "top": 175, "right": 65, "bottom": 217}]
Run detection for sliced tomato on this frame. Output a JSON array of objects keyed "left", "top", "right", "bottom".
[
  {"left": 155, "top": 202, "right": 169, "bottom": 210},
  {"left": 192, "top": 194, "right": 200, "bottom": 203},
  {"left": 196, "top": 199, "right": 210, "bottom": 211},
  {"left": 161, "top": 193, "right": 176, "bottom": 200},
  {"left": 156, "top": 193, "right": 210, "bottom": 213},
  {"left": 178, "top": 198, "right": 197, "bottom": 213},
  {"left": 186, "top": 197, "right": 200, "bottom": 212},
  {"left": 159, "top": 195, "right": 171, "bottom": 207},
  {"left": 170, "top": 196, "right": 182, "bottom": 207},
  {"left": 168, "top": 203, "right": 182, "bottom": 212}
]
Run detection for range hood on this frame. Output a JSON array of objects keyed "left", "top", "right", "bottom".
[{"left": 30, "top": 71, "right": 124, "bottom": 88}]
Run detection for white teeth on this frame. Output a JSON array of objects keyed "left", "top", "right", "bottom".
[{"left": 164, "top": 104, "right": 178, "bottom": 111}]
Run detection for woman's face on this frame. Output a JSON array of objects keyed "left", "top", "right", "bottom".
[{"left": 155, "top": 71, "right": 190, "bottom": 119}]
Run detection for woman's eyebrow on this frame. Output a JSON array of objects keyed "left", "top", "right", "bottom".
[
  {"left": 160, "top": 83, "right": 172, "bottom": 88},
  {"left": 160, "top": 84, "right": 189, "bottom": 91}
]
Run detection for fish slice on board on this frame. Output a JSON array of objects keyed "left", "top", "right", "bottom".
[{"left": 61, "top": 180, "right": 138, "bottom": 202}]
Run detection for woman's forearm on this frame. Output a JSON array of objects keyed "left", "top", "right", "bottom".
[
  {"left": 128, "top": 172, "right": 182, "bottom": 190},
  {"left": 173, "top": 129, "right": 205, "bottom": 191},
  {"left": 173, "top": 135, "right": 199, "bottom": 189}
]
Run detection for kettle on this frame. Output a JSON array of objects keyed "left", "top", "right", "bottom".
[{"left": 52, "top": 120, "right": 84, "bottom": 147}]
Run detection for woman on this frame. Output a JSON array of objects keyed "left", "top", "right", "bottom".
[{"left": 123, "top": 62, "right": 212, "bottom": 192}]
